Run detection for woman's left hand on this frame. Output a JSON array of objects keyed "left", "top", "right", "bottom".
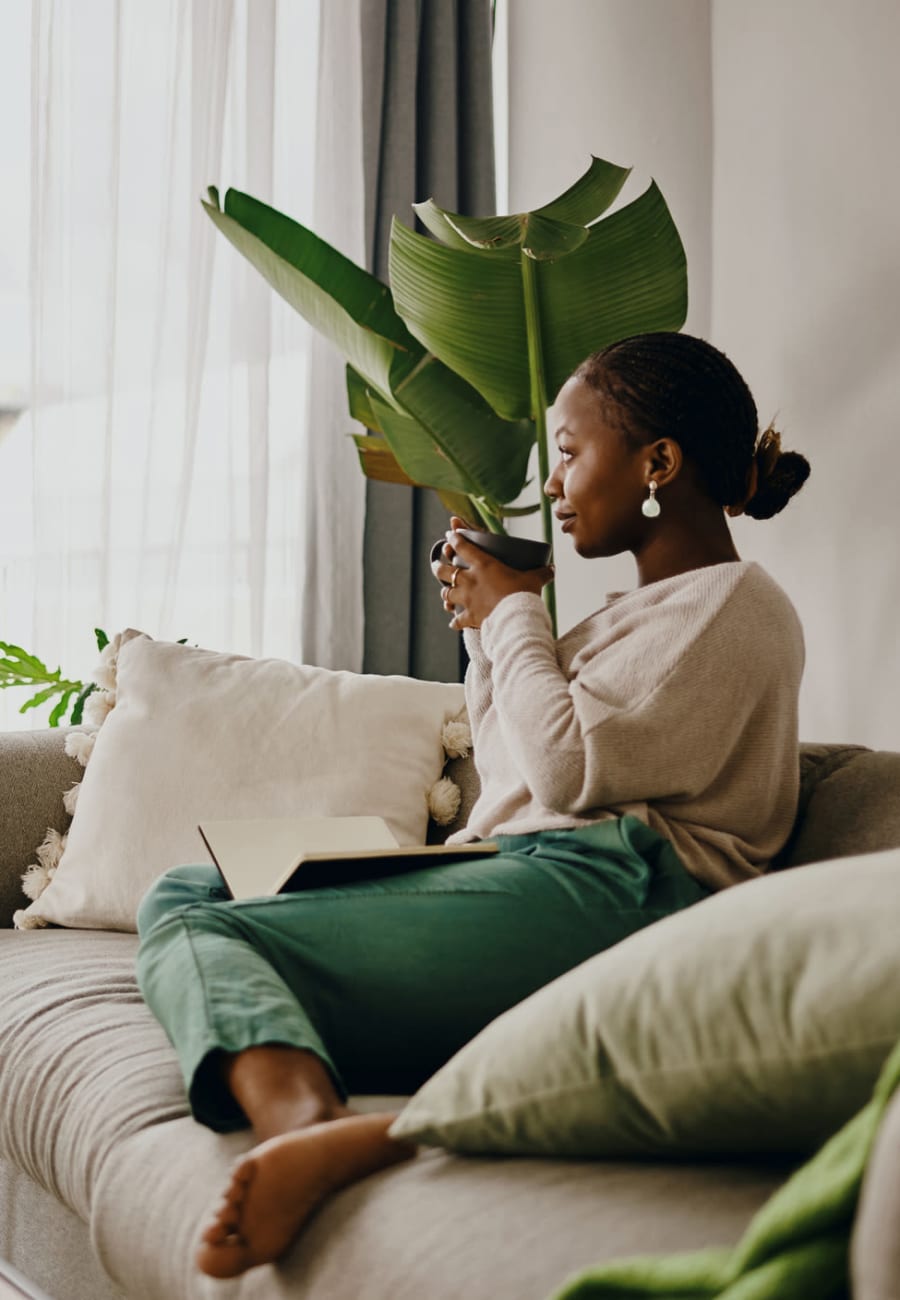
[{"left": 438, "top": 523, "right": 554, "bottom": 630}]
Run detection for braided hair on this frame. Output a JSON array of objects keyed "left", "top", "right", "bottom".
[{"left": 575, "top": 333, "right": 810, "bottom": 519}]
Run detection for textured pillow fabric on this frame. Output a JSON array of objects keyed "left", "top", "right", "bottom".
[
  {"left": 390, "top": 847, "right": 900, "bottom": 1158},
  {"left": 15, "top": 634, "right": 465, "bottom": 933},
  {"left": 785, "top": 746, "right": 900, "bottom": 867}
]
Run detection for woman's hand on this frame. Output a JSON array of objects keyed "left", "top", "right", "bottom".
[{"left": 431, "top": 516, "right": 555, "bottom": 630}]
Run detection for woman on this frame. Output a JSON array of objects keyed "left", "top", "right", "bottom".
[{"left": 135, "top": 331, "right": 810, "bottom": 1279}]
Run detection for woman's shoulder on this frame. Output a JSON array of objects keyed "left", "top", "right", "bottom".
[
  {"left": 561, "top": 560, "right": 802, "bottom": 669},
  {"left": 728, "top": 561, "right": 805, "bottom": 652},
  {"left": 659, "top": 561, "right": 804, "bottom": 653},
  {"left": 602, "top": 560, "right": 797, "bottom": 616},
  {"left": 590, "top": 560, "right": 772, "bottom": 623},
  {"left": 726, "top": 560, "right": 803, "bottom": 628}
]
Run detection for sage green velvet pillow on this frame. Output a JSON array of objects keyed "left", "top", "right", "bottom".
[{"left": 389, "top": 847, "right": 900, "bottom": 1157}]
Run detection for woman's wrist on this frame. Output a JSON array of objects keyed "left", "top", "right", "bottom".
[{"left": 480, "top": 591, "right": 549, "bottom": 653}]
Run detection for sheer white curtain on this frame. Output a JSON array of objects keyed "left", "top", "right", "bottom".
[{"left": 0, "top": 0, "right": 365, "bottom": 728}]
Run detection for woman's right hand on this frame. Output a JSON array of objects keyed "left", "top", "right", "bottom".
[
  {"left": 430, "top": 514, "right": 470, "bottom": 589},
  {"left": 434, "top": 516, "right": 554, "bottom": 630}
]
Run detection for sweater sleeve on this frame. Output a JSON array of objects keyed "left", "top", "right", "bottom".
[
  {"left": 478, "top": 583, "right": 783, "bottom": 815},
  {"left": 460, "top": 627, "right": 493, "bottom": 742}
]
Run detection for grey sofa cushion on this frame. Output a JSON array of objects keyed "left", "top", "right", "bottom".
[
  {"left": 780, "top": 744, "right": 900, "bottom": 868},
  {"left": 0, "top": 728, "right": 83, "bottom": 930}
]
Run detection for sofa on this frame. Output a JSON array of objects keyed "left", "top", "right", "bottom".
[{"left": 2, "top": 725, "right": 900, "bottom": 1300}]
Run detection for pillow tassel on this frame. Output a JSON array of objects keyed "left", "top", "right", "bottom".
[
  {"left": 20, "top": 862, "right": 54, "bottom": 903},
  {"left": 36, "top": 828, "right": 67, "bottom": 872},
  {"left": 427, "top": 776, "right": 462, "bottom": 826},
  {"left": 12, "top": 910, "right": 49, "bottom": 931},
  {"left": 441, "top": 717, "right": 472, "bottom": 760},
  {"left": 64, "top": 730, "right": 97, "bottom": 768}
]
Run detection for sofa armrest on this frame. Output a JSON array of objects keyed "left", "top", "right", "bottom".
[{"left": 0, "top": 728, "right": 83, "bottom": 928}]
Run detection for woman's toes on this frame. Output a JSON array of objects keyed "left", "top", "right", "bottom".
[
  {"left": 201, "top": 1218, "right": 241, "bottom": 1245},
  {"left": 195, "top": 1239, "right": 251, "bottom": 1280},
  {"left": 231, "top": 1158, "right": 255, "bottom": 1186}
]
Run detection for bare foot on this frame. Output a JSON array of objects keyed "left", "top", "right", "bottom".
[
  {"left": 252, "top": 1098, "right": 359, "bottom": 1144},
  {"left": 195, "top": 1113, "right": 417, "bottom": 1278}
]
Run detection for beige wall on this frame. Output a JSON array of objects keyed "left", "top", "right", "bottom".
[
  {"left": 504, "top": 0, "right": 714, "bottom": 619},
  {"left": 711, "top": 0, "right": 900, "bottom": 748},
  {"left": 505, "top": 0, "right": 900, "bottom": 748}
]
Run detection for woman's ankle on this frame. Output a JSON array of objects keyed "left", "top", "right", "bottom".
[
  {"left": 220, "top": 1043, "right": 348, "bottom": 1136},
  {"left": 252, "top": 1097, "right": 359, "bottom": 1142}
]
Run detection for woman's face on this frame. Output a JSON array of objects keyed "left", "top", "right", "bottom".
[{"left": 543, "top": 376, "right": 650, "bottom": 558}]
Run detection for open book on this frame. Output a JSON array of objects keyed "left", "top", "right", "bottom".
[{"left": 198, "top": 815, "right": 498, "bottom": 901}]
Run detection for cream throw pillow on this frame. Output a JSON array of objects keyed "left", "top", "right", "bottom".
[
  {"left": 390, "top": 847, "right": 900, "bottom": 1157},
  {"left": 16, "top": 633, "right": 465, "bottom": 933}
]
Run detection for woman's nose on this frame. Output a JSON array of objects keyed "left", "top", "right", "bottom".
[{"left": 544, "top": 465, "right": 560, "bottom": 498}]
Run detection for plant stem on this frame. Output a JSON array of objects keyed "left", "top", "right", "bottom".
[
  {"left": 474, "top": 499, "right": 505, "bottom": 534},
  {"left": 520, "top": 252, "right": 557, "bottom": 634}
]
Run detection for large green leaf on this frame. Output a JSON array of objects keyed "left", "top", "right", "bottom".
[
  {"left": 391, "top": 177, "right": 687, "bottom": 420},
  {"left": 351, "top": 434, "right": 482, "bottom": 528},
  {"left": 534, "top": 155, "right": 631, "bottom": 225},
  {"left": 390, "top": 219, "right": 530, "bottom": 420},
  {"left": 412, "top": 207, "right": 586, "bottom": 260},
  {"left": 393, "top": 355, "right": 535, "bottom": 505},
  {"left": 348, "top": 359, "right": 532, "bottom": 506},
  {"left": 204, "top": 190, "right": 420, "bottom": 400},
  {"left": 346, "top": 365, "right": 382, "bottom": 432},
  {"left": 412, "top": 156, "right": 631, "bottom": 254},
  {"left": 368, "top": 392, "right": 474, "bottom": 496},
  {"left": 352, "top": 434, "right": 416, "bottom": 485},
  {"left": 439, "top": 211, "right": 589, "bottom": 261},
  {"left": 537, "top": 181, "right": 688, "bottom": 401}
]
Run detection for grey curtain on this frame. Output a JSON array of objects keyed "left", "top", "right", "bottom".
[{"left": 360, "top": 0, "right": 496, "bottom": 681}]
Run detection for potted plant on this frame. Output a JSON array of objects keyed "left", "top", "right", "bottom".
[{"left": 203, "top": 156, "right": 687, "bottom": 631}]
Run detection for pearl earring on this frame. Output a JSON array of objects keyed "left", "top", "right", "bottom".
[{"left": 641, "top": 480, "right": 661, "bottom": 518}]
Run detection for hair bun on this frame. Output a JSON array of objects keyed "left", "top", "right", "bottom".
[{"left": 744, "top": 425, "right": 811, "bottom": 520}]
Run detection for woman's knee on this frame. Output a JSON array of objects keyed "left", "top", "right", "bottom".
[{"left": 136, "top": 862, "right": 228, "bottom": 938}]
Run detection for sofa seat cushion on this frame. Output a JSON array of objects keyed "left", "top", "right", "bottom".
[{"left": 0, "top": 929, "right": 795, "bottom": 1299}]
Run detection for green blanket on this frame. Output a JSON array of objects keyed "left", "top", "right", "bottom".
[{"left": 550, "top": 1036, "right": 900, "bottom": 1300}]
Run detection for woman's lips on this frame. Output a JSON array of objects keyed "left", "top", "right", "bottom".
[{"left": 558, "top": 515, "right": 576, "bottom": 533}]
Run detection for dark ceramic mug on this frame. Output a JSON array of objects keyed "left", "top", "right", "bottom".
[{"left": 430, "top": 528, "right": 553, "bottom": 587}]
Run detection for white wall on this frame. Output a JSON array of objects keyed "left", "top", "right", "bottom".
[
  {"left": 711, "top": 0, "right": 900, "bottom": 747},
  {"left": 505, "top": 0, "right": 900, "bottom": 748},
  {"left": 504, "top": 0, "right": 714, "bottom": 624}
]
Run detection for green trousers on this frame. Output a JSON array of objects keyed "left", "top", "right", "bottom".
[{"left": 135, "top": 816, "right": 708, "bottom": 1132}]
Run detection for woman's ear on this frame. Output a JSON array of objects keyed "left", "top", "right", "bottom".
[{"left": 644, "top": 438, "right": 682, "bottom": 487}]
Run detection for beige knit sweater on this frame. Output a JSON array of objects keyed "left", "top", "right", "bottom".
[{"left": 449, "top": 560, "right": 805, "bottom": 890}]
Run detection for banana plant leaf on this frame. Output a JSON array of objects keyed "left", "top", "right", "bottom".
[
  {"left": 389, "top": 160, "right": 687, "bottom": 421},
  {"left": 348, "top": 362, "right": 533, "bottom": 524},
  {"left": 413, "top": 156, "right": 631, "bottom": 252},
  {"left": 204, "top": 189, "right": 418, "bottom": 402},
  {"left": 352, "top": 434, "right": 416, "bottom": 486},
  {"left": 367, "top": 391, "right": 479, "bottom": 496}
]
